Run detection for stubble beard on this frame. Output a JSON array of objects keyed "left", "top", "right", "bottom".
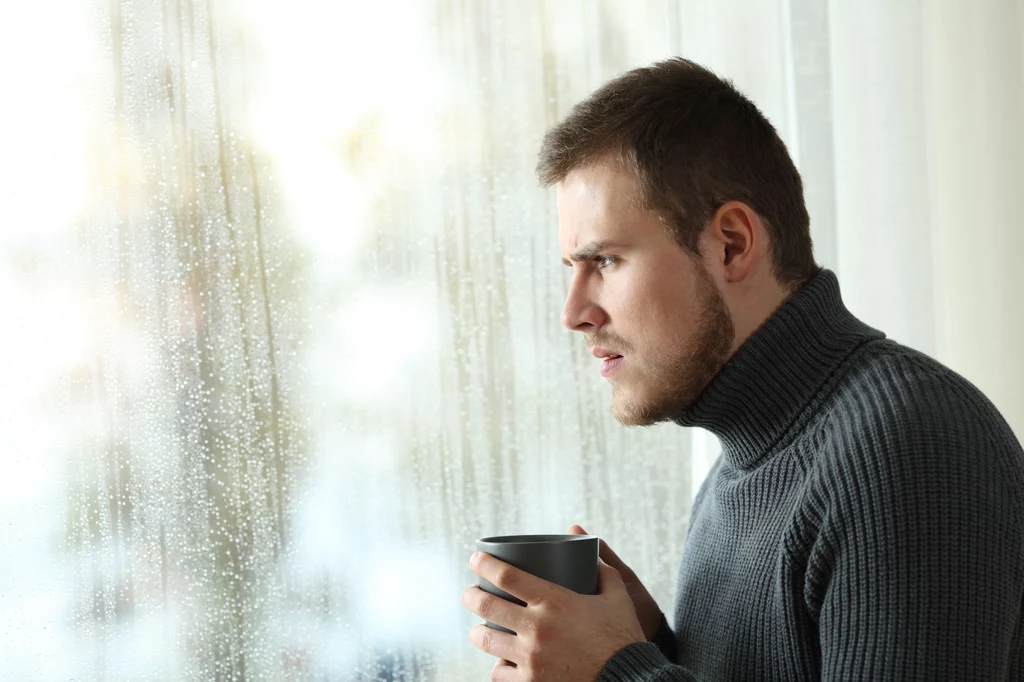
[{"left": 611, "top": 266, "right": 736, "bottom": 427}]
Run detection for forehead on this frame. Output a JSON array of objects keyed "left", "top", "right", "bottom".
[{"left": 556, "top": 160, "right": 642, "bottom": 250}]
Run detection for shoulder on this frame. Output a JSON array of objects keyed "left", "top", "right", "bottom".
[
  {"left": 821, "top": 338, "right": 1018, "bottom": 453},
  {"left": 810, "top": 338, "right": 1024, "bottom": 518}
]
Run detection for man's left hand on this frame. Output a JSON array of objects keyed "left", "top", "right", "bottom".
[{"left": 462, "top": 551, "right": 646, "bottom": 681}]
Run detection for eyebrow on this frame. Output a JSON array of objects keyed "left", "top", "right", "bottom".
[{"left": 561, "top": 240, "right": 621, "bottom": 266}]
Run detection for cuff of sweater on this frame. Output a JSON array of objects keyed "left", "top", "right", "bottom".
[
  {"left": 650, "top": 612, "right": 679, "bottom": 663},
  {"left": 596, "top": 641, "right": 691, "bottom": 682}
]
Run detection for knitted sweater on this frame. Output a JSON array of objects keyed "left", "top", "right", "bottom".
[{"left": 597, "top": 269, "right": 1024, "bottom": 681}]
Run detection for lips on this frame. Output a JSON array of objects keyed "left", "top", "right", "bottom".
[
  {"left": 589, "top": 346, "right": 625, "bottom": 377},
  {"left": 599, "top": 355, "right": 624, "bottom": 377}
]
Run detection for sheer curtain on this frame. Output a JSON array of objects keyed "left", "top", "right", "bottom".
[
  {"left": 827, "top": 0, "right": 1024, "bottom": 438},
  {"left": 0, "top": 0, "right": 1020, "bottom": 680}
]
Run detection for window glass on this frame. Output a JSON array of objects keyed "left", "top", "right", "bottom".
[{"left": 0, "top": 1, "right": 696, "bottom": 678}]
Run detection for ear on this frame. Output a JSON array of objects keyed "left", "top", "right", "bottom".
[{"left": 705, "top": 201, "right": 762, "bottom": 284}]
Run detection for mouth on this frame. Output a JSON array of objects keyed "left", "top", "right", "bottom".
[{"left": 599, "top": 354, "right": 624, "bottom": 377}]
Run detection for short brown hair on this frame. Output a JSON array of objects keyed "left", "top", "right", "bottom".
[{"left": 536, "top": 58, "right": 818, "bottom": 289}]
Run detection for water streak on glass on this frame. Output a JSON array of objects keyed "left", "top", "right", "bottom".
[{"left": 1, "top": 0, "right": 701, "bottom": 679}]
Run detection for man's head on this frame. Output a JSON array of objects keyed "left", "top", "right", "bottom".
[{"left": 538, "top": 58, "right": 818, "bottom": 426}]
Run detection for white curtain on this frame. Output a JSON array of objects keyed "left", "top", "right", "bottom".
[
  {"left": 828, "top": 0, "right": 1024, "bottom": 440},
  {"left": 687, "top": 0, "right": 1024, "bottom": 496},
  {"left": 0, "top": 1, "right": 1020, "bottom": 680}
]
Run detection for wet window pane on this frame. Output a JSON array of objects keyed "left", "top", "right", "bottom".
[{"left": 1, "top": 1, "right": 703, "bottom": 679}]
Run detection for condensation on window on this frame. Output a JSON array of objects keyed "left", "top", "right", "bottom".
[{"left": 0, "top": 0, "right": 696, "bottom": 679}]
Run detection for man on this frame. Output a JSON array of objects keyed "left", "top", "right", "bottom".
[{"left": 462, "top": 58, "right": 1024, "bottom": 681}]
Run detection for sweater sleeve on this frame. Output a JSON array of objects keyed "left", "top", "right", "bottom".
[
  {"left": 809, "top": 372, "right": 1024, "bottom": 680},
  {"left": 649, "top": 612, "right": 679, "bottom": 663},
  {"left": 595, "top": 614, "right": 697, "bottom": 682},
  {"left": 595, "top": 641, "right": 698, "bottom": 682}
]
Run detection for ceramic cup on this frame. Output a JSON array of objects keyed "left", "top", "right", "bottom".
[{"left": 474, "top": 534, "right": 599, "bottom": 635}]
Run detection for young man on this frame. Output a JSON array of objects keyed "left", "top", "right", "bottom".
[{"left": 463, "top": 58, "right": 1024, "bottom": 681}]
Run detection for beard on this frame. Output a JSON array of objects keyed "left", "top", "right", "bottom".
[{"left": 609, "top": 264, "right": 735, "bottom": 427}]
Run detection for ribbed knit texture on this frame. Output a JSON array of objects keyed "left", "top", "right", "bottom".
[{"left": 597, "top": 269, "right": 1024, "bottom": 682}]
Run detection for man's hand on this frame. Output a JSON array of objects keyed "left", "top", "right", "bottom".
[
  {"left": 567, "top": 525, "right": 664, "bottom": 640},
  {"left": 462, "top": 550, "right": 645, "bottom": 681}
]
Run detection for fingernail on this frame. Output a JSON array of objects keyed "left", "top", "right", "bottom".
[{"left": 470, "top": 552, "right": 480, "bottom": 567}]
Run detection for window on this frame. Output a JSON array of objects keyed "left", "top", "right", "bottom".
[{"left": 2, "top": 1, "right": 705, "bottom": 679}]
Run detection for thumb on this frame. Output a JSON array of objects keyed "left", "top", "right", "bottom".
[
  {"left": 597, "top": 558, "right": 626, "bottom": 593},
  {"left": 568, "top": 526, "right": 631, "bottom": 574}
]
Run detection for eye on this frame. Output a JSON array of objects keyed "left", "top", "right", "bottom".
[{"left": 595, "top": 255, "right": 616, "bottom": 269}]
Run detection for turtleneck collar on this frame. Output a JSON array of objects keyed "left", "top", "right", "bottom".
[{"left": 674, "top": 268, "right": 885, "bottom": 470}]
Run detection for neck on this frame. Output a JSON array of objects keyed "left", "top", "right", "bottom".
[
  {"left": 722, "top": 271, "right": 794, "bottom": 357},
  {"left": 675, "top": 269, "right": 885, "bottom": 470}
]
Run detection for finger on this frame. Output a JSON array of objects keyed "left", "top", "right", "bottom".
[
  {"left": 492, "top": 658, "right": 518, "bottom": 682},
  {"left": 596, "top": 539, "right": 635, "bottom": 577},
  {"left": 598, "top": 558, "right": 625, "bottom": 587},
  {"left": 470, "top": 552, "right": 556, "bottom": 604},
  {"left": 597, "top": 560, "right": 636, "bottom": 602},
  {"left": 566, "top": 529, "right": 636, "bottom": 578},
  {"left": 469, "top": 624, "right": 519, "bottom": 664},
  {"left": 461, "top": 585, "right": 526, "bottom": 633}
]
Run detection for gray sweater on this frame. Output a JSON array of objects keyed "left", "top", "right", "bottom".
[{"left": 597, "top": 269, "right": 1024, "bottom": 681}]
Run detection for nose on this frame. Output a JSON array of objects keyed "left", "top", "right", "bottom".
[{"left": 561, "top": 272, "right": 607, "bottom": 332}]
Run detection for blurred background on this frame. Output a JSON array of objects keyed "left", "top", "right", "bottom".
[{"left": 0, "top": 0, "right": 1021, "bottom": 679}]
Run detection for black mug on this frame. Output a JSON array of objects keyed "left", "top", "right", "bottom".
[{"left": 475, "top": 534, "right": 599, "bottom": 635}]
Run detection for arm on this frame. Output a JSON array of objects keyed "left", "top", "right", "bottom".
[
  {"left": 812, "top": 397, "right": 1024, "bottom": 679},
  {"left": 590, "top": 458, "right": 721, "bottom": 680},
  {"left": 566, "top": 527, "right": 693, "bottom": 680},
  {"left": 595, "top": 613, "right": 695, "bottom": 681},
  {"left": 596, "top": 640, "right": 699, "bottom": 682}
]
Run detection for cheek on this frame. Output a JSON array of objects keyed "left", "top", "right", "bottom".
[
  {"left": 606, "top": 278, "right": 649, "bottom": 337},
  {"left": 623, "top": 278, "right": 696, "bottom": 346}
]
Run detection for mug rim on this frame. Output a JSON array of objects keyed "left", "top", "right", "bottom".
[{"left": 477, "top": 534, "right": 597, "bottom": 544}]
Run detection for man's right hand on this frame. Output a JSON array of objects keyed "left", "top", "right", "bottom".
[{"left": 567, "top": 524, "right": 664, "bottom": 640}]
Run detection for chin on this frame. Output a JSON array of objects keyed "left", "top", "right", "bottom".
[
  {"left": 610, "top": 379, "right": 702, "bottom": 427},
  {"left": 610, "top": 391, "right": 674, "bottom": 428},
  {"left": 612, "top": 410, "right": 661, "bottom": 428}
]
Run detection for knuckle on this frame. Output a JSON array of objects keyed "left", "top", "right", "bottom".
[
  {"left": 494, "top": 566, "right": 515, "bottom": 588},
  {"left": 463, "top": 588, "right": 484, "bottom": 615},
  {"left": 537, "top": 594, "right": 565, "bottom": 618},
  {"left": 479, "top": 629, "right": 495, "bottom": 654}
]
